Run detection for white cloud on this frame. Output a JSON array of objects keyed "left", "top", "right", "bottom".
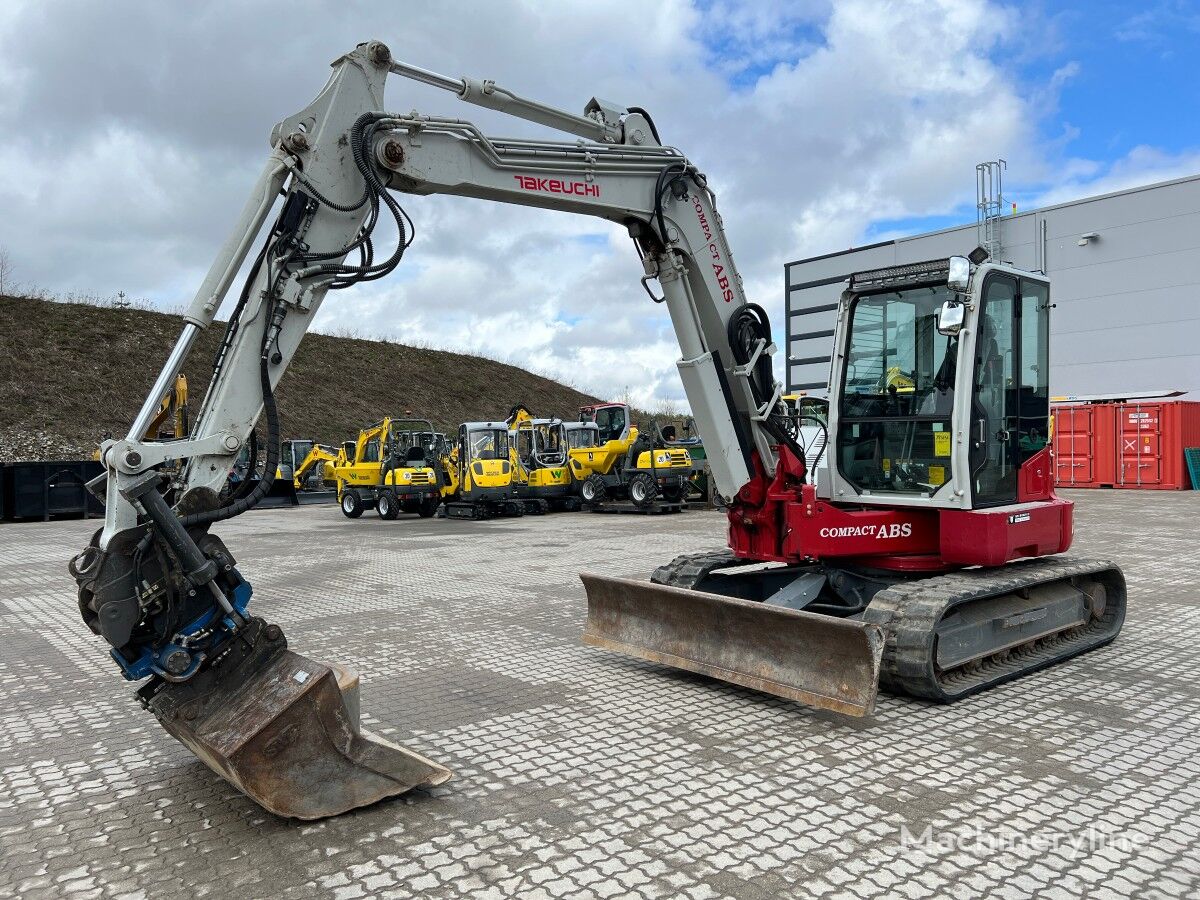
[
  {"left": 1025, "top": 145, "right": 1200, "bottom": 210},
  {"left": 0, "top": 0, "right": 1181, "bottom": 410}
]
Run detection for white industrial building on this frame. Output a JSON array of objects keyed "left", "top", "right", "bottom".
[{"left": 785, "top": 170, "right": 1200, "bottom": 399}]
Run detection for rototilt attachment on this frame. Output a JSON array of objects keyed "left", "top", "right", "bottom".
[
  {"left": 71, "top": 471, "right": 449, "bottom": 821},
  {"left": 137, "top": 619, "right": 451, "bottom": 820},
  {"left": 580, "top": 574, "right": 885, "bottom": 717}
]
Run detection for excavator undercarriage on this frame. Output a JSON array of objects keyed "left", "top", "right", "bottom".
[{"left": 583, "top": 551, "right": 1125, "bottom": 714}]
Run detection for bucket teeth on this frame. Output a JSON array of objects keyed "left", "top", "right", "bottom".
[
  {"left": 581, "top": 574, "right": 884, "bottom": 717},
  {"left": 140, "top": 620, "right": 451, "bottom": 820}
]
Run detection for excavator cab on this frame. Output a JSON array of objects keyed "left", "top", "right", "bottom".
[
  {"left": 827, "top": 258, "right": 1053, "bottom": 509},
  {"left": 565, "top": 421, "right": 599, "bottom": 448}
]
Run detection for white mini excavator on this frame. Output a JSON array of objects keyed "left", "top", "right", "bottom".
[{"left": 71, "top": 42, "right": 1125, "bottom": 820}]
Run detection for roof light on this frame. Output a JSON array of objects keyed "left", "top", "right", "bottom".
[{"left": 850, "top": 258, "right": 954, "bottom": 291}]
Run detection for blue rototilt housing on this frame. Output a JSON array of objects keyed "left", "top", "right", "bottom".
[{"left": 113, "top": 579, "right": 254, "bottom": 682}]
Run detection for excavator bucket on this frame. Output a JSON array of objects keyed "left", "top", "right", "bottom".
[
  {"left": 581, "top": 574, "right": 885, "bottom": 717},
  {"left": 142, "top": 645, "right": 451, "bottom": 820}
]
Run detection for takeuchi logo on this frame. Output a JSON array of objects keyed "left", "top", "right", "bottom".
[{"left": 513, "top": 175, "right": 599, "bottom": 197}]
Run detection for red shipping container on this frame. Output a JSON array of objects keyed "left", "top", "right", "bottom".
[
  {"left": 1052, "top": 400, "right": 1200, "bottom": 490},
  {"left": 1052, "top": 404, "right": 1115, "bottom": 488},
  {"left": 1112, "top": 401, "right": 1200, "bottom": 490}
]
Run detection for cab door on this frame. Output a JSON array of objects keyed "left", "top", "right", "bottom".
[{"left": 969, "top": 273, "right": 1050, "bottom": 507}]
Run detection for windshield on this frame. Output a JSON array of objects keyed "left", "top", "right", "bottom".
[
  {"left": 841, "top": 286, "right": 957, "bottom": 416},
  {"left": 289, "top": 440, "right": 313, "bottom": 467},
  {"left": 837, "top": 285, "right": 957, "bottom": 495},
  {"left": 468, "top": 428, "right": 509, "bottom": 461},
  {"left": 516, "top": 423, "right": 566, "bottom": 465},
  {"left": 567, "top": 426, "right": 599, "bottom": 450},
  {"left": 536, "top": 424, "right": 563, "bottom": 456},
  {"left": 392, "top": 430, "right": 443, "bottom": 463}
]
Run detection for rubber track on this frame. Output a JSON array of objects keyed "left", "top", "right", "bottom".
[
  {"left": 862, "top": 556, "right": 1126, "bottom": 702},
  {"left": 651, "top": 549, "right": 749, "bottom": 590}
]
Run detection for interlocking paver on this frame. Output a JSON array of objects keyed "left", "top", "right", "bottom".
[{"left": 0, "top": 490, "right": 1197, "bottom": 899}]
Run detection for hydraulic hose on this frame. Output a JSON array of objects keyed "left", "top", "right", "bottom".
[{"left": 727, "top": 303, "right": 805, "bottom": 462}]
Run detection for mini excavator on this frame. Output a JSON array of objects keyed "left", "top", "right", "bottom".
[{"left": 71, "top": 42, "right": 1125, "bottom": 820}]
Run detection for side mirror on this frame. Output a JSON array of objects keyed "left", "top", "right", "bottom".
[
  {"left": 937, "top": 300, "right": 965, "bottom": 336},
  {"left": 947, "top": 255, "right": 971, "bottom": 292}
]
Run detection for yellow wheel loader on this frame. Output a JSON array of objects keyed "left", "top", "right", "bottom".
[
  {"left": 331, "top": 418, "right": 444, "bottom": 520},
  {"left": 569, "top": 403, "right": 692, "bottom": 510},
  {"left": 507, "top": 405, "right": 580, "bottom": 512}
]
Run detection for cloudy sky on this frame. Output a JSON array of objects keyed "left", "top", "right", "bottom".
[{"left": 2, "top": 0, "right": 1198, "bottom": 407}]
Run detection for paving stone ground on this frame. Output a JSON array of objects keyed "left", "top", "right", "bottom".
[{"left": 0, "top": 490, "right": 1197, "bottom": 900}]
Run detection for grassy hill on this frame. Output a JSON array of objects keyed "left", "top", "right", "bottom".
[{"left": 0, "top": 294, "right": 608, "bottom": 461}]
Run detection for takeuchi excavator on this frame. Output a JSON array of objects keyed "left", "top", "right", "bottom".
[{"left": 70, "top": 42, "right": 1125, "bottom": 820}]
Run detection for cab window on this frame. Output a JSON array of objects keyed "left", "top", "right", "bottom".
[
  {"left": 969, "top": 274, "right": 1051, "bottom": 507},
  {"left": 470, "top": 430, "right": 509, "bottom": 461},
  {"left": 594, "top": 407, "right": 626, "bottom": 443}
]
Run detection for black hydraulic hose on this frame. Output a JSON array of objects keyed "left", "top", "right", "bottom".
[
  {"left": 228, "top": 429, "right": 259, "bottom": 502},
  {"left": 727, "top": 303, "right": 806, "bottom": 461},
  {"left": 211, "top": 238, "right": 270, "bottom": 373},
  {"left": 652, "top": 162, "right": 687, "bottom": 248},
  {"left": 179, "top": 272, "right": 283, "bottom": 530},
  {"left": 297, "top": 114, "right": 415, "bottom": 287},
  {"left": 179, "top": 339, "right": 280, "bottom": 527},
  {"left": 727, "top": 304, "right": 776, "bottom": 402}
]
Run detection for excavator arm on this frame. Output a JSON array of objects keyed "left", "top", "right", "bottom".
[
  {"left": 292, "top": 443, "right": 337, "bottom": 490},
  {"left": 68, "top": 41, "right": 846, "bottom": 820}
]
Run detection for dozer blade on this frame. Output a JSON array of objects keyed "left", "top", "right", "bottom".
[
  {"left": 581, "top": 574, "right": 884, "bottom": 717},
  {"left": 142, "top": 633, "right": 451, "bottom": 820}
]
